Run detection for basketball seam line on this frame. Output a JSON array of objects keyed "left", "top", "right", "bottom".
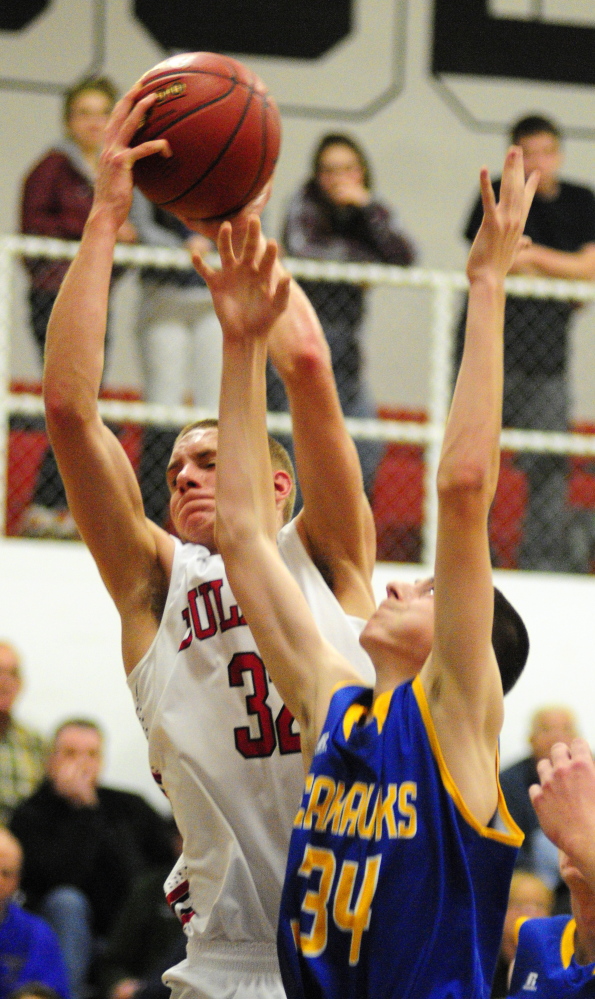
[{"left": 159, "top": 85, "right": 259, "bottom": 213}]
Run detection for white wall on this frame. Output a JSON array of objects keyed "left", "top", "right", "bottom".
[{"left": 3, "top": 537, "right": 594, "bottom": 812}]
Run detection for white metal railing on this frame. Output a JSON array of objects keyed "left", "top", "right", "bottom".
[{"left": 3, "top": 234, "right": 595, "bottom": 563}]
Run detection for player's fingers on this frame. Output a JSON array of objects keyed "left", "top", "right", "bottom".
[
  {"left": 522, "top": 169, "right": 540, "bottom": 227},
  {"left": 260, "top": 239, "right": 279, "bottom": 283},
  {"left": 478, "top": 166, "right": 496, "bottom": 218},
  {"left": 536, "top": 756, "right": 553, "bottom": 783},
  {"left": 569, "top": 737, "right": 594, "bottom": 763},
  {"left": 191, "top": 250, "right": 216, "bottom": 285},
  {"left": 217, "top": 222, "right": 236, "bottom": 267},
  {"left": 273, "top": 273, "right": 292, "bottom": 314},
  {"left": 498, "top": 145, "right": 519, "bottom": 196},
  {"left": 242, "top": 215, "right": 262, "bottom": 263},
  {"left": 128, "top": 139, "right": 172, "bottom": 165},
  {"left": 105, "top": 87, "right": 143, "bottom": 141},
  {"left": 528, "top": 783, "right": 543, "bottom": 808},
  {"left": 118, "top": 92, "right": 158, "bottom": 147},
  {"left": 550, "top": 741, "right": 572, "bottom": 767}
]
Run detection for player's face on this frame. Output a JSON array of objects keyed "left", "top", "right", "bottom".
[
  {"left": 517, "top": 132, "right": 562, "bottom": 197},
  {"left": 67, "top": 89, "right": 112, "bottom": 155},
  {"left": 316, "top": 143, "right": 366, "bottom": 203},
  {"left": 360, "top": 577, "right": 434, "bottom": 675},
  {"left": 168, "top": 427, "right": 218, "bottom": 549}
]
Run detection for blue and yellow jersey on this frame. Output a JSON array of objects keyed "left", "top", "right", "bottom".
[
  {"left": 278, "top": 675, "right": 522, "bottom": 999},
  {"left": 509, "top": 916, "right": 595, "bottom": 997}
]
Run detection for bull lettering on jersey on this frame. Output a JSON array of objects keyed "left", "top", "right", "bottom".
[
  {"left": 294, "top": 775, "right": 418, "bottom": 841},
  {"left": 178, "top": 578, "right": 246, "bottom": 650}
]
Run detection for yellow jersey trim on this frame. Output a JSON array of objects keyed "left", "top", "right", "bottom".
[
  {"left": 561, "top": 917, "right": 577, "bottom": 969},
  {"left": 342, "top": 688, "right": 393, "bottom": 740},
  {"left": 412, "top": 675, "right": 524, "bottom": 846}
]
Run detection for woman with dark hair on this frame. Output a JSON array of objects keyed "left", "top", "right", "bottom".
[{"left": 272, "top": 132, "right": 418, "bottom": 496}]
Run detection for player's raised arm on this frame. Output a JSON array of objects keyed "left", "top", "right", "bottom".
[
  {"left": 195, "top": 219, "right": 362, "bottom": 768},
  {"left": 420, "top": 148, "right": 538, "bottom": 821},
  {"left": 267, "top": 282, "right": 376, "bottom": 619},
  {"left": 43, "top": 88, "right": 174, "bottom": 671}
]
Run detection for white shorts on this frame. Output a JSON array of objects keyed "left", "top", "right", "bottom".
[{"left": 163, "top": 937, "right": 287, "bottom": 999}]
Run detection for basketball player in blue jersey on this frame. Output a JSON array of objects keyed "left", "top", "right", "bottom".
[
  {"left": 42, "top": 87, "right": 377, "bottom": 999},
  {"left": 198, "top": 145, "right": 538, "bottom": 998},
  {"left": 507, "top": 739, "right": 595, "bottom": 996}
]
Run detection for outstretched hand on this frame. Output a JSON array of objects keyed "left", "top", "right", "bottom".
[
  {"left": 529, "top": 738, "right": 595, "bottom": 872},
  {"left": 466, "top": 146, "right": 539, "bottom": 284},
  {"left": 91, "top": 86, "right": 172, "bottom": 232},
  {"left": 193, "top": 215, "right": 291, "bottom": 342}
]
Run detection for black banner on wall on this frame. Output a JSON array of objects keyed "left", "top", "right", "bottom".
[
  {"left": 0, "top": 0, "right": 49, "bottom": 31},
  {"left": 134, "top": 0, "right": 353, "bottom": 59},
  {"left": 432, "top": 0, "right": 595, "bottom": 87}
]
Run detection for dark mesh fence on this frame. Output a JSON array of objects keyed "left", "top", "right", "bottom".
[{"left": 4, "top": 237, "right": 595, "bottom": 571}]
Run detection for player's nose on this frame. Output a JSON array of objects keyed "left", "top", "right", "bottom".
[
  {"left": 177, "top": 461, "right": 201, "bottom": 491},
  {"left": 386, "top": 581, "right": 412, "bottom": 601}
]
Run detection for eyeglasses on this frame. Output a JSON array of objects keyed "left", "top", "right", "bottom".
[{"left": 318, "top": 163, "right": 361, "bottom": 175}]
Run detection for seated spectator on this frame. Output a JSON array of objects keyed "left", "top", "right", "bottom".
[
  {"left": 0, "top": 642, "right": 46, "bottom": 825},
  {"left": 97, "top": 819, "right": 184, "bottom": 999},
  {"left": 274, "top": 131, "right": 418, "bottom": 498},
  {"left": 491, "top": 870, "right": 553, "bottom": 997},
  {"left": 19, "top": 74, "right": 137, "bottom": 539},
  {"left": 0, "top": 827, "right": 69, "bottom": 999},
  {"left": 500, "top": 705, "right": 578, "bottom": 911},
  {"left": 9, "top": 719, "right": 172, "bottom": 999}
]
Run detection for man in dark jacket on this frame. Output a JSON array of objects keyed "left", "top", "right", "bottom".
[{"left": 10, "top": 719, "right": 171, "bottom": 999}]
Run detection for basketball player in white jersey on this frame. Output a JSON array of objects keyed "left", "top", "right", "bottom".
[{"left": 42, "top": 86, "right": 376, "bottom": 999}]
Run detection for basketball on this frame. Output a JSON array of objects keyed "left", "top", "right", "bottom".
[{"left": 130, "top": 52, "right": 281, "bottom": 224}]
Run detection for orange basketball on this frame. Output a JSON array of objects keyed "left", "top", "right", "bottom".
[{"left": 131, "top": 52, "right": 281, "bottom": 224}]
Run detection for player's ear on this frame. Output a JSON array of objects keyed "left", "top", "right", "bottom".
[{"left": 273, "top": 469, "right": 293, "bottom": 509}]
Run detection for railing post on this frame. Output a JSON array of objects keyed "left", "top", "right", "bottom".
[
  {"left": 0, "top": 239, "right": 12, "bottom": 536},
  {"left": 422, "top": 275, "right": 459, "bottom": 566}
]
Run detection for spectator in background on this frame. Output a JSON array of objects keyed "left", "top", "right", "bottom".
[
  {"left": 97, "top": 818, "right": 185, "bottom": 999},
  {"left": 128, "top": 191, "right": 221, "bottom": 528},
  {"left": 19, "top": 75, "right": 137, "bottom": 540},
  {"left": 457, "top": 114, "right": 595, "bottom": 573},
  {"left": 0, "top": 827, "right": 70, "bottom": 999},
  {"left": 10, "top": 719, "right": 171, "bottom": 999},
  {"left": 500, "top": 705, "right": 578, "bottom": 912},
  {"left": 274, "top": 132, "right": 418, "bottom": 497},
  {"left": 0, "top": 642, "right": 45, "bottom": 825},
  {"left": 491, "top": 870, "right": 553, "bottom": 997}
]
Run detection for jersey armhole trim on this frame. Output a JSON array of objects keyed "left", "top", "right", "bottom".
[{"left": 412, "top": 675, "right": 524, "bottom": 846}]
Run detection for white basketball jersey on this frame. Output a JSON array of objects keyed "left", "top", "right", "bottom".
[{"left": 127, "top": 519, "right": 374, "bottom": 945}]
